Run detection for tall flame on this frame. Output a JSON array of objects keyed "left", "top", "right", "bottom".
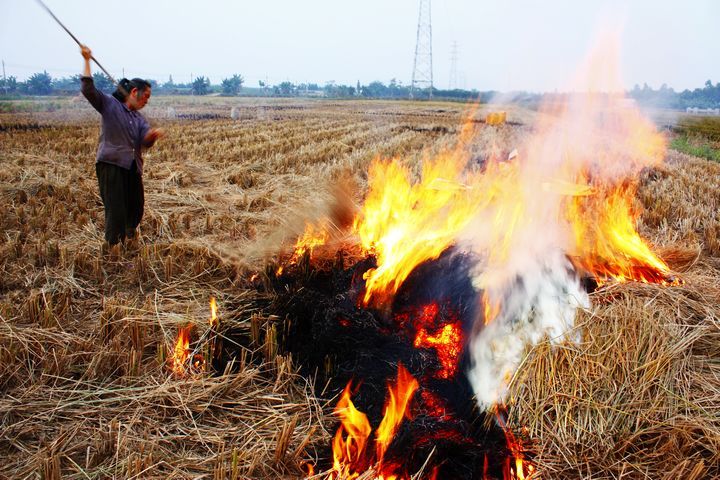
[
  {"left": 375, "top": 365, "right": 419, "bottom": 463},
  {"left": 468, "top": 28, "right": 677, "bottom": 411},
  {"left": 330, "top": 365, "right": 419, "bottom": 479},
  {"left": 348, "top": 30, "right": 675, "bottom": 315},
  {"left": 209, "top": 297, "right": 218, "bottom": 327},
  {"left": 171, "top": 327, "right": 191, "bottom": 376},
  {"left": 352, "top": 122, "right": 489, "bottom": 307},
  {"left": 333, "top": 383, "right": 372, "bottom": 474}
]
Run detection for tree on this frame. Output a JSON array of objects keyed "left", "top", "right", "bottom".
[
  {"left": 50, "top": 74, "right": 81, "bottom": 92},
  {"left": 362, "top": 81, "right": 388, "bottom": 98},
  {"left": 92, "top": 72, "right": 114, "bottom": 93},
  {"left": 0, "top": 75, "right": 18, "bottom": 94},
  {"left": 221, "top": 74, "right": 244, "bottom": 95},
  {"left": 26, "top": 71, "right": 53, "bottom": 95},
  {"left": 274, "top": 81, "right": 295, "bottom": 96},
  {"left": 192, "top": 76, "right": 210, "bottom": 95}
]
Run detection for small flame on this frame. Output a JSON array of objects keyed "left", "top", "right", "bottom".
[
  {"left": 495, "top": 406, "right": 536, "bottom": 480},
  {"left": 294, "top": 221, "right": 330, "bottom": 258},
  {"left": 279, "top": 221, "right": 331, "bottom": 275},
  {"left": 481, "top": 291, "right": 501, "bottom": 326},
  {"left": 171, "top": 326, "right": 191, "bottom": 376},
  {"left": 209, "top": 297, "right": 218, "bottom": 327},
  {"left": 333, "top": 382, "right": 372, "bottom": 474},
  {"left": 301, "top": 461, "right": 315, "bottom": 477},
  {"left": 330, "top": 365, "right": 418, "bottom": 479}
]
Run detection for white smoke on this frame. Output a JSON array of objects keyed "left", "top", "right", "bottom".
[
  {"left": 463, "top": 28, "right": 663, "bottom": 409},
  {"left": 468, "top": 251, "right": 588, "bottom": 408}
]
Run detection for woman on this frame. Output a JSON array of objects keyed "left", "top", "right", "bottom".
[{"left": 80, "top": 45, "right": 163, "bottom": 247}]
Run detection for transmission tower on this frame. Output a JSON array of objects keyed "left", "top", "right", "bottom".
[
  {"left": 449, "top": 41, "right": 458, "bottom": 90},
  {"left": 411, "top": 0, "right": 433, "bottom": 98}
]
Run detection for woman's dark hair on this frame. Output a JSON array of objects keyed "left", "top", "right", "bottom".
[{"left": 112, "top": 78, "right": 152, "bottom": 102}]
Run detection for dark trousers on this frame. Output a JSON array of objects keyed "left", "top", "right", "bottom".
[{"left": 96, "top": 162, "right": 144, "bottom": 245}]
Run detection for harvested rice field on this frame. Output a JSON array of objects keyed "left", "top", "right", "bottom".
[{"left": 1, "top": 96, "right": 718, "bottom": 479}]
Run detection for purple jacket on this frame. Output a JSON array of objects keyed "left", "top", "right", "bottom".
[{"left": 81, "top": 76, "right": 151, "bottom": 174}]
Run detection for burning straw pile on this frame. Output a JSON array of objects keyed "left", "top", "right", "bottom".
[{"left": 261, "top": 42, "right": 720, "bottom": 479}]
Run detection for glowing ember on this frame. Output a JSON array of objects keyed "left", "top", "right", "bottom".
[
  {"left": 393, "top": 302, "right": 464, "bottom": 380},
  {"left": 414, "top": 323, "right": 463, "bottom": 379},
  {"left": 419, "top": 391, "right": 448, "bottom": 419},
  {"left": 171, "top": 326, "right": 191, "bottom": 376},
  {"left": 331, "top": 365, "right": 419, "bottom": 479}
]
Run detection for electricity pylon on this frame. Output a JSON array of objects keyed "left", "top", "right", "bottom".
[{"left": 411, "top": 0, "right": 433, "bottom": 99}]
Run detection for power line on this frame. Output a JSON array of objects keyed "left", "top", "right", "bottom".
[{"left": 411, "top": 0, "right": 433, "bottom": 99}]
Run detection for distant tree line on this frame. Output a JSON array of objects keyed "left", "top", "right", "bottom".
[
  {"left": 0, "top": 72, "right": 246, "bottom": 97},
  {"left": 2, "top": 70, "right": 719, "bottom": 109},
  {"left": 629, "top": 80, "right": 720, "bottom": 109}
]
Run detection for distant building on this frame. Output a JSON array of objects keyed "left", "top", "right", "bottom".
[{"left": 686, "top": 107, "right": 720, "bottom": 116}]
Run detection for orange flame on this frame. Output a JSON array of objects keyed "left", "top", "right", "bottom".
[
  {"left": 171, "top": 326, "right": 191, "bottom": 376},
  {"left": 209, "top": 297, "right": 218, "bottom": 327},
  {"left": 375, "top": 365, "right": 419, "bottom": 463},
  {"left": 301, "top": 461, "right": 315, "bottom": 477},
  {"left": 482, "top": 291, "right": 502, "bottom": 326},
  {"left": 349, "top": 32, "right": 678, "bottom": 311},
  {"left": 333, "top": 382, "right": 372, "bottom": 474},
  {"left": 278, "top": 221, "right": 331, "bottom": 275},
  {"left": 352, "top": 146, "right": 484, "bottom": 306},
  {"left": 331, "top": 365, "right": 419, "bottom": 479},
  {"left": 568, "top": 182, "right": 677, "bottom": 285},
  {"left": 293, "top": 221, "right": 330, "bottom": 259},
  {"left": 495, "top": 406, "right": 536, "bottom": 480}
]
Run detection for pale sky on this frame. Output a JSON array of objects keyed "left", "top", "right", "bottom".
[{"left": 0, "top": 0, "right": 717, "bottom": 92}]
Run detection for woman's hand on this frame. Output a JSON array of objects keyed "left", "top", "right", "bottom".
[
  {"left": 143, "top": 128, "right": 165, "bottom": 146},
  {"left": 81, "top": 45, "right": 92, "bottom": 77}
]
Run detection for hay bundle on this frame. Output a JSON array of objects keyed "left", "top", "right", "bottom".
[{"left": 507, "top": 267, "right": 720, "bottom": 479}]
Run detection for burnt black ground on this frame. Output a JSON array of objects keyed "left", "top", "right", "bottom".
[{"left": 244, "top": 247, "right": 516, "bottom": 479}]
